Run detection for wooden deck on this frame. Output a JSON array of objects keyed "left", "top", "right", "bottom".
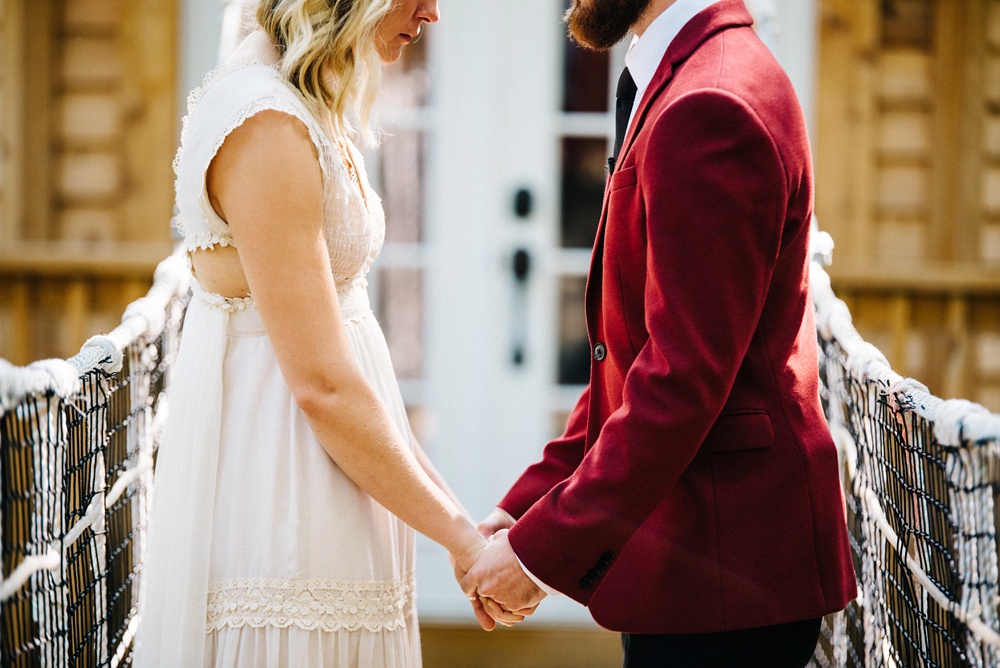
[{"left": 421, "top": 624, "right": 622, "bottom": 668}]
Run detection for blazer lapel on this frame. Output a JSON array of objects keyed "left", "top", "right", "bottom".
[
  {"left": 616, "top": 0, "right": 755, "bottom": 169},
  {"left": 584, "top": 0, "right": 755, "bottom": 330}
]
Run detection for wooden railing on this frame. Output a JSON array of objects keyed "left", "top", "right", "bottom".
[
  {"left": 0, "top": 241, "right": 998, "bottom": 410},
  {"left": 0, "top": 241, "right": 176, "bottom": 365},
  {"left": 827, "top": 259, "right": 1000, "bottom": 410}
]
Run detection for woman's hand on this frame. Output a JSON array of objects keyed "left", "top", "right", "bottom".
[
  {"left": 451, "top": 531, "right": 488, "bottom": 575},
  {"left": 460, "top": 530, "right": 546, "bottom": 622},
  {"left": 477, "top": 507, "right": 515, "bottom": 539},
  {"left": 450, "top": 538, "right": 498, "bottom": 630},
  {"left": 451, "top": 532, "right": 533, "bottom": 629}
]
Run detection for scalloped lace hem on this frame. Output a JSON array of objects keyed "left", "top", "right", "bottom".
[
  {"left": 184, "top": 231, "right": 235, "bottom": 252},
  {"left": 174, "top": 58, "right": 273, "bottom": 176},
  {"left": 193, "top": 289, "right": 254, "bottom": 313},
  {"left": 206, "top": 575, "right": 416, "bottom": 633}
]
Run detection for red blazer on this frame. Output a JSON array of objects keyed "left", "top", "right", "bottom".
[{"left": 500, "top": 0, "right": 856, "bottom": 634}]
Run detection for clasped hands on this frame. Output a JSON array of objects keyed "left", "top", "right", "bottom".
[{"left": 451, "top": 508, "right": 547, "bottom": 631}]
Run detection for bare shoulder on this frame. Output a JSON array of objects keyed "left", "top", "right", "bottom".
[
  {"left": 217, "top": 109, "right": 318, "bottom": 166},
  {"left": 208, "top": 109, "right": 323, "bottom": 223}
]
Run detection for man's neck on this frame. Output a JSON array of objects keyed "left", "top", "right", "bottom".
[{"left": 631, "top": 0, "right": 678, "bottom": 37}]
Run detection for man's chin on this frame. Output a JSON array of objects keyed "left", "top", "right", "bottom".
[
  {"left": 566, "top": 26, "right": 627, "bottom": 52},
  {"left": 564, "top": 0, "right": 652, "bottom": 51}
]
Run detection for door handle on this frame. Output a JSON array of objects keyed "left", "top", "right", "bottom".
[
  {"left": 513, "top": 188, "right": 533, "bottom": 219},
  {"left": 512, "top": 248, "right": 531, "bottom": 283},
  {"left": 511, "top": 248, "right": 531, "bottom": 366}
]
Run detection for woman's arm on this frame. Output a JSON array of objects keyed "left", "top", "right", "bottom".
[
  {"left": 206, "top": 109, "right": 484, "bottom": 569},
  {"left": 411, "top": 434, "right": 472, "bottom": 519}
]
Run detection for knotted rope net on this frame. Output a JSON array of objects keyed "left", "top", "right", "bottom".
[
  {"left": 0, "top": 253, "right": 188, "bottom": 667},
  {"left": 4, "top": 235, "right": 1000, "bottom": 667},
  {"left": 809, "top": 232, "right": 1000, "bottom": 668}
]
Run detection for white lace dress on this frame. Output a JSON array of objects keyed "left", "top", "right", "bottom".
[{"left": 133, "top": 61, "right": 420, "bottom": 667}]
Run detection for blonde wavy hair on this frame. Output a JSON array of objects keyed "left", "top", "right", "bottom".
[{"left": 257, "top": 0, "right": 395, "bottom": 146}]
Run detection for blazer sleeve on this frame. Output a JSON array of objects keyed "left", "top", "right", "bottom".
[
  {"left": 506, "top": 90, "right": 788, "bottom": 603},
  {"left": 498, "top": 385, "right": 590, "bottom": 519}
]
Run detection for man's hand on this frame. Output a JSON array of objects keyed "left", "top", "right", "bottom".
[
  {"left": 451, "top": 507, "right": 520, "bottom": 630},
  {"left": 450, "top": 552, "right": 497, "bottom": 631},
  {"left": 477, "top": 507, "right": 515, "bottom": 538},
  {"left": 460, "top": 529, "right": 546, "bottom": 619},
  {"left": 451, "top": 538, "right": 529, "bottom": 629}
]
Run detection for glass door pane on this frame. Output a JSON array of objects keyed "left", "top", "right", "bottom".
[
  {"left": 370, "top": 32, "right": 435, "bottom": 438},
  {"left": 551, "top": 9, "right": 623, "bottom": 436},
  {"left": 560, "top": 136, "right": 607, "bottom": 248},
  {"left": 563, "top": 33, "right": 611, "bottom": 113}
]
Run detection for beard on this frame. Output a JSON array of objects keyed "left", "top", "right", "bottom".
[{"left": 564, "top": 0, "right": 653, "bottom": 51}]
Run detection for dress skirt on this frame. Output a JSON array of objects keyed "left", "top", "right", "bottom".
[{"left": 136, "top": 282, "right": 420, "bottom": 668}]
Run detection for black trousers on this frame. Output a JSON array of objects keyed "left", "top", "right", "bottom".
[{"left": 622, "top": 617, "right": 822, "bottom": 668}]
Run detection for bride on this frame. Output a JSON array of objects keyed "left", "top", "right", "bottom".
[{"left": 134, "top": 1, "right": 516, "bottom": 665}]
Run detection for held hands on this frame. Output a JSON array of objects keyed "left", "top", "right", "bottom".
[
  {"left": 449, "top": 538, "right": 495, "bottom": 630},
  {"left": 477, "top": 507, "right": 516, "bottom": 538},
  {"left": 451, "top": 508, "right": 546, "bottom": 630}
]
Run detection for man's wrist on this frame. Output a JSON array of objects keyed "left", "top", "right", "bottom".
[{"left": 512, "top": 550, "right": 562, "bottom": 597}]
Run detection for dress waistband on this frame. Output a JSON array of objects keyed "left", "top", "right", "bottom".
[
  {"left": 191, "top": 278, "right": 372, "bottom": 335},
  {"left": 335, "top": 278, "right": 373, "bottom": 322}
]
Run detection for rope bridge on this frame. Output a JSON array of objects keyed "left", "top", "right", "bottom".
[
  {"left": 2, "top": 243, "right": 1000, "bottom": 666},
  {"left": 0, "top": 254, "right": 188, "bottom": 667},
  {"left": 808, "top": 235, "right": 1000, "bottom": 667}
]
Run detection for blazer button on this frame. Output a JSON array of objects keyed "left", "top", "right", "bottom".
[
  {"left": 587, "top": 568, "right": 602, "bottom": 579},
  {"left": 593, "top": 343, "right": 607, "bottom": 362},
  {"left": 580, "top": 577, "right": 595, "bottom": 589}
]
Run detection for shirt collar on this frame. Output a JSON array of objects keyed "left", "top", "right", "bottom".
[{"left": 624, "top": 0, "right": 721, "bottom": 95}]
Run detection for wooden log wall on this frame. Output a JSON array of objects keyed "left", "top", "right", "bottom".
[
  {"left": 0, "top": 0, "right": 177, "bottom": 365},
  {"left": 817, "top": 0, "right": 1000, "bottom": 411},
  {"left": 1, "top": 0, "right": 998, "bottom": 414}
]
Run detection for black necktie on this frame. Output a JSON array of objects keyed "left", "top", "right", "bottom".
[{"left": 613, "top": 67, "right": 638, "bottom": 164}]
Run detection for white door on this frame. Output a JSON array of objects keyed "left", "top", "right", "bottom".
[{"left": 370, "top": 0, "right": 626, "bottom": 623}]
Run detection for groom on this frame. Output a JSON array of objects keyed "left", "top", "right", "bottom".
[{"left": 459, "top": 0, "right": 857, "bottom": 665}]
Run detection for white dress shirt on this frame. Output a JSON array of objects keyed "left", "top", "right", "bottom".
[
  {"left": 514, "top": 0, "right": 721, "bottom": 599},
  {"left": 625, "top": 0, "right": 720, "bottom": 128}
]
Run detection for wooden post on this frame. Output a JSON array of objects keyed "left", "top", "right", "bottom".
[
  {"left": 929, "top": 0, "right": 967, "bottom": 262},
  {"left": 818, "top": 0, "right": 866, "bottom": 258},
  {"left": 120, "top": 0, "right": 178, "bottom": 243},
  {"left": 65, "top": 279, "right": 88, "bottom": 357},
  {"left": 816, "top": 0, "right": 880, "bottom": 261},
  {"left": 11, "top": 277, "right": 30, "bottom": 364},
  {"left": 943, "top": 296, "right": 970, "bottom": 400},
  {"left": 21, "top": 0, "right": 55, "bottom": 241},
  {"left": 1, "top": 0, "right": 25, "bottom": 244},
  {"left": 890, "top": 294, "right": 911, "bottom": 376}
]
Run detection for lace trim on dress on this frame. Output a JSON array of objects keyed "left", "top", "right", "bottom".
[
  {"left": 173, "top": 57, "right": 385, "bottom": 283},
  {"left": 173, "top": 59, "right": 274, "bottom": 239},
  {"left": 184, "top": 230, "right": 235, "bottom": 253},
  {"left": 193, "top": 96, "right": 336, "bottom": 242},
  {"left": 174, "top": 58, "right": 273, "bottom": 174},
  {"left": 193, "top": 286, "right": 254, "bottom": 313},
  {"left": 336, "top": 277, "right": 373, "bottom": 322},
  {"left": 174, "top": 59, "right": 344, "bottom": 241},
  {"left": 205, "top": 575, "right": 416, "bottom": 633}
]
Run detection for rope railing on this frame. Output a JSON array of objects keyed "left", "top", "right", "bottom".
[
  {"left": 3, "top": 233, "right": 1000, "bottom": 666},
  {"left": 809, "top": 235, "right": 1000, "bottom": 668},
  {"left": 0, "top": 254, "right": 189, "bottom": 418},
  {"left": 0, "top": 250, "right": 188, "bottom": 667}
]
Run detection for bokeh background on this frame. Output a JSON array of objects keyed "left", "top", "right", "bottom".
[{"left": 1, "top": 0, "right": 999, "bottom": 663}]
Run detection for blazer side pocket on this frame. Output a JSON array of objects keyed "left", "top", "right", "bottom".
[
  {"left": 609, "top": 165, "right": 637, "bottom": 191},
  {"left": 700, "top": 410, "right": 774, "bottom": 454}
]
